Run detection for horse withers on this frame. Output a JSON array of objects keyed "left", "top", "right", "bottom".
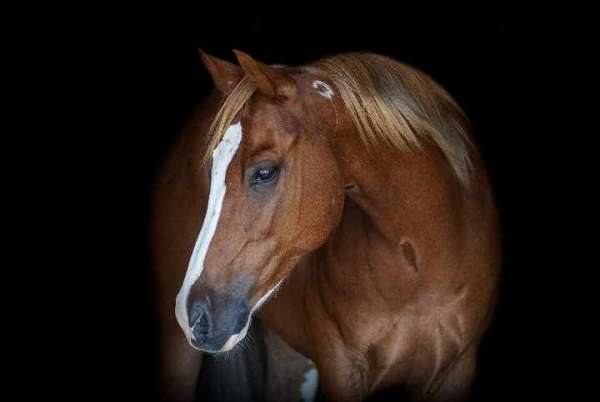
[{"left": 152, "top": 49, "right": 500, "bottom": 401}]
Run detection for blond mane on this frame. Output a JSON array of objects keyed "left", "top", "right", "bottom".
[
  {"left": 204, "top": 53, "right": 473, "bottom": 184},
  {"left": 202, "top": 76, "right": 256, "bottom": 165}
]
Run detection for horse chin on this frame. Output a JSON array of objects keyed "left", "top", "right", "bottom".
[
  {"left": 220, "top": 327, "right": 250, "bottom": 352},
  {"left": 188, "top": 318, "right": 252, "bottom": 354}
]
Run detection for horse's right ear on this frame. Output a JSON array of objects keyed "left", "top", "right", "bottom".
[
  {"left": 233, "top": 50, "right": 296, "bottom": 99},
  {"left": 198, "top": 49, "right": 243, "bottom": 95}
]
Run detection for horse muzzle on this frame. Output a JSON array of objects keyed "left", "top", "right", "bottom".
[{"left": 187, "top": 295, "right": 250, "bottom": 352}]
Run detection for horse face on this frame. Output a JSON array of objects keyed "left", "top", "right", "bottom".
[{"left": 176, "top": 62, "right": 345, "bottom": 352}]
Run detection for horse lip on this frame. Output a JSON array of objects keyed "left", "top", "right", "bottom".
[{"left": 189, "top": 339, "right": 219, "bottom": 353}]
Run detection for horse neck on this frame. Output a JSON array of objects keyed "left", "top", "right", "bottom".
[
  {"left": 335, "top": 124, "right": 467, "bottom": 243},
  {"left": 313, "top": 127, "right": 473, "bottom": 309}
]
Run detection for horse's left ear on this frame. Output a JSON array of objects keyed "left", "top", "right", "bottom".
[{"left": 233, "top": 50, "right": 297, "bottom": 99}]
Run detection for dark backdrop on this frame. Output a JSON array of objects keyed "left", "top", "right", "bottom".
[{"left": 58, "top": 6, "right": 570, "bottom": 402}]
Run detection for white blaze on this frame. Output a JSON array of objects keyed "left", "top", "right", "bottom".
[{"left": 175, "top": 122, "right": 243, "bottom": 346}]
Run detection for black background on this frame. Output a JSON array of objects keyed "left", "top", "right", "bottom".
[{"left": 38, "top": 5, "right": 578, "bottom": 402}]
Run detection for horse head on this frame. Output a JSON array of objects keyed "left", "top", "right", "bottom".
[{"left": 175, "top": 50, "right": 345, "bottom": 352}]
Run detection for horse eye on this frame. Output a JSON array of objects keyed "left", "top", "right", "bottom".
[{"left": 250, "top": 165, "right": 279, "bottom": 186}]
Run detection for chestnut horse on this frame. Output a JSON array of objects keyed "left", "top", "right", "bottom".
[{"left": 152, "top": 50, "right": 500, "bottom": 401}]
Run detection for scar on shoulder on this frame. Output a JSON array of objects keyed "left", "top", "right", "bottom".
[{"left": 399, "top": 239, "right": 418, "bottom": 272}]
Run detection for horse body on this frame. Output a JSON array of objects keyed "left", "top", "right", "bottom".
[
  {"left": 153, "top": 50, "right": 500, "bottom": 401},
  {"left": 260, "top": 133, "right": 500, "bottom": 401}
]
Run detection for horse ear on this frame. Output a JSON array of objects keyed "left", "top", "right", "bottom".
[
  {"left": 233, "top": 50, "right": 296, "bottom": 99},
  {"left": 198, "top": 49, "right": 243, "bottom": 95}
]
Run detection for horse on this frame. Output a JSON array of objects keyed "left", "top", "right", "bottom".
[{"left": 152, "top": 49, "right": 500, "bottom": 402}]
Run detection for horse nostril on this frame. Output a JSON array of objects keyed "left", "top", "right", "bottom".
[
  {"left": 195, "top": 314, "right": 210, "bottom": 337},
  {"left": 189, "top": 301, "right": 211, "bottom": 341}
]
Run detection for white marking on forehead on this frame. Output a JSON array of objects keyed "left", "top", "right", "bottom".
[
  {"left": 175, "top": 122, "right": 243, "bottom": 346},
  {"left": 219, "top": 279, "right": 284, "bottom": 352},
  {"left": 312, "top": 80, "right": 334, "bottom": 99},
  {"left": 300, "top": 367, "right": 319, "bottom": 402}
]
